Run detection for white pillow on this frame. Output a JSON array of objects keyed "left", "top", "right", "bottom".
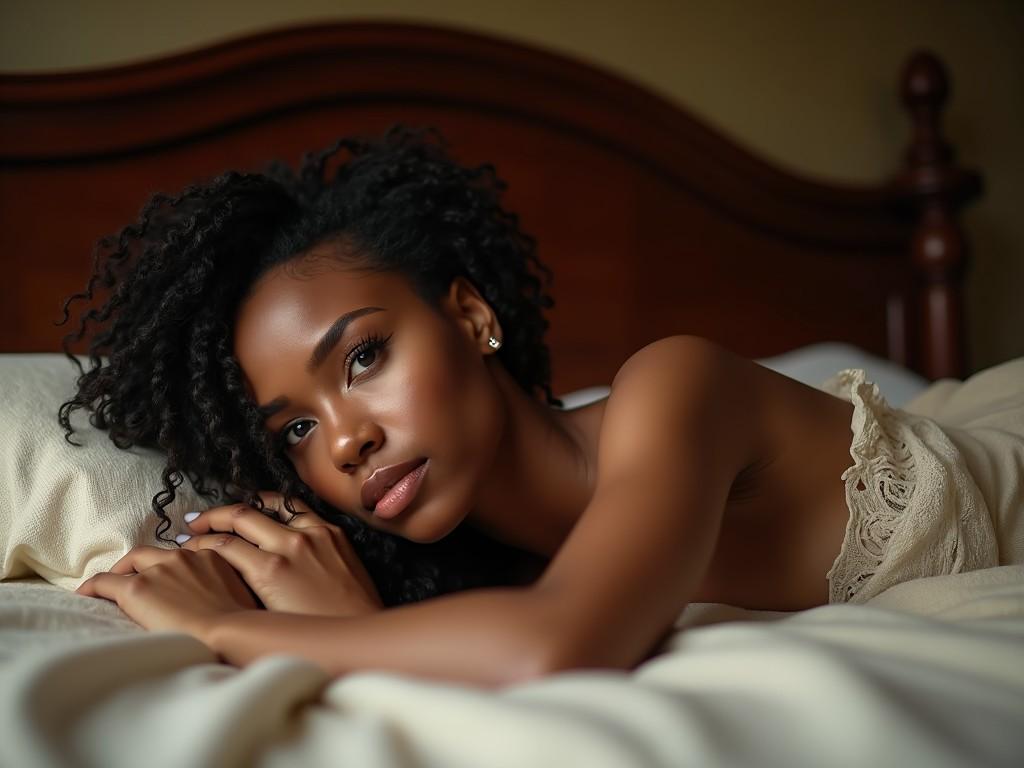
[
  {"left": 756, "top": 342, "right": 929, "bottom": 408},
  {"left": 0, "top": 354, "right": 196, "bottom": 589}
]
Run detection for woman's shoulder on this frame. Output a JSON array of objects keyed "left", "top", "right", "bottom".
[
  {"left": 611, "top": 334, "right": 844, "bottom": 413},
  {"left": 596, "top": 335, "right": 763, "bottom": 469},
  {"left": 601, "top": 334, "right": 852, "bottom": 466},
  {"left": 610, "top": 335, "right": 750, "bottom": 403},
  {"left": 615, "top": 334, "right": 727, "bottom": 374},
  {"left": 557, "top": 337, "right": 753, "bottom": 475}
]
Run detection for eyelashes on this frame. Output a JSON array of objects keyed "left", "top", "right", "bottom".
[
  {"left": 344, "top": 332, "right": 391, "bottom": 382},
  {"left": 276, "top": 331, "right": 392, "bottom": 450}
]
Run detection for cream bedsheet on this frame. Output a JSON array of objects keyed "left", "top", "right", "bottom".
[{"left": 1, "top": 567, "right": 1023, "bottom": 768}]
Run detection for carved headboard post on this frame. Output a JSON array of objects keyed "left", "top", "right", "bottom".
[{"left": 893, "top": 50, "right": 983, "bottom": 380}]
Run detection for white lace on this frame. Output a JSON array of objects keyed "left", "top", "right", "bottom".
[{"left": 822, "top": 369, "right": 998, "bottom": 603}]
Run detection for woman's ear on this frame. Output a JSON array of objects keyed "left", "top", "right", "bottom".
[{"left": 441, "top": 277, "right": 503, "bottom": 353}]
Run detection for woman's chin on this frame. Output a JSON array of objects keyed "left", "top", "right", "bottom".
[{"left": 392, "top": 494, "right": 470, "bottom": 544}]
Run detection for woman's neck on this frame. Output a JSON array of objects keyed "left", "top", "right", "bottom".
[{"left": 467, "top": 362, "right": 603, "bottom": 559}]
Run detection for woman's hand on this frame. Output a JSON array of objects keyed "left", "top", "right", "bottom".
[
  {"left": 75, "top": 546, "right": 260, "bottom": 640},
  {"left": 176, "top": 493, "right": 384, "bottom": 618}
]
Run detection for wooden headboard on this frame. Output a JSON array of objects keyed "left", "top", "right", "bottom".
[{"left": 0, "top": 22, "right": 982, "bottom": 392}]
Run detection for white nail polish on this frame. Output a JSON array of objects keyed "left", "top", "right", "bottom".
[
  {"left": 183, "top": 511, "right": 200, "bottom": 523},
  {"left": 175, "top": 534, "right": 192, "bottom": 544}
]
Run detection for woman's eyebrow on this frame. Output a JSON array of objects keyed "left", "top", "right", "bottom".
[
  {"left": 308, "top": 306, "right": 386, "bottom": 372},
  {"left": 258, "top": 397, "right": 289, "bottom": 419},
  {"left": 257, "top": 306, "right": 387, "bottom": 417}
]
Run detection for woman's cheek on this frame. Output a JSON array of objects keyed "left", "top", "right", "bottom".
[
  {"left": 378, "top": 342, "right": 459, "bottom": 432},
  {"left": 289, "top": 444, "right": 341, "bottom": 510}
]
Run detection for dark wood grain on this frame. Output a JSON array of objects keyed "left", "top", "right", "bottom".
[
  {"left": 890, "top": 51, "right": 982, "bottom": 379},
  {"left": 0, "top": 23, "right": 982, "bottom": 389}
]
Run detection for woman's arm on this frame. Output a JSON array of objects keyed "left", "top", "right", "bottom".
[
  {"left": 203, "top": 585, "right": 565, "bottom": 688},
  {"left": 80, "top": 513, "right": 564, "bottom": 689},
  {"left": 531, "top": 335, "right": 758, "bottom": 670}
]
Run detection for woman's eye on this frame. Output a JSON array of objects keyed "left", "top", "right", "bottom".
[
  {"left": 346, "top": 335, "right": 390, "bottom": 382},
  {"left": 351, "top": 347, "right": 378, "bottom": 377},
  {"left": 283, "top": 419, "right": 316, "bottom": 447}
]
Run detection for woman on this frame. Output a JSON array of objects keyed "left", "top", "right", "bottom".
[{"left": 65, "top": 127, "right": 1005, "bottom": 687}]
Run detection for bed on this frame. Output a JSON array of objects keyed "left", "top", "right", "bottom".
[{"left": 1, "top": 22, "right": 1022, "bottom": 768}]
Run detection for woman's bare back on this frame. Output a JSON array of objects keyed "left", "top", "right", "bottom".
[
  {"left": 693, "top": 360, "right": 855, "bottom": 609},
  {"left": 560, "top": 341, "right": 857, "bottom": 612}
]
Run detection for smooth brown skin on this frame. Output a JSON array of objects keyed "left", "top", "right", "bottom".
[{"left": 77, "top": 247, "right": 856, "bottom": 687}]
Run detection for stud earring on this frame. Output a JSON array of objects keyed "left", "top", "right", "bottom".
[{"left": 488, "top": 336, "right": 501, "bottom": 350}]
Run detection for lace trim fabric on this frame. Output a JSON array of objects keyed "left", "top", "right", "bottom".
[{"left": 822, "top": 369, "right": 998, "bottom": 604}]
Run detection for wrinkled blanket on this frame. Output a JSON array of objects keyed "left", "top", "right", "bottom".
[{"left": 2, "top": 566, "right": 1023, "bottom": 768}]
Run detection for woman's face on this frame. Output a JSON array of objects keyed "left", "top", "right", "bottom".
[{"left": 233, "top": 255, "right": 506, "bottom": 543}]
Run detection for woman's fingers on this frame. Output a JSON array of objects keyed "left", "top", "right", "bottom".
[
  {"left": 282, "top": 512, "right": 346, "bottom": 536},
  {"left": 185, "top": 502, "right": 305, "bottom": 543},
  {"left": 180, "top": 495, "right": 381, "bottom": 616},
  {"left": 178, "top": 529, "right": 272, "bottom": 586},
  {"left": 86, "top": 545, "right": 241, "bottom": 590},
  {"left": 251, "top": 491, "right": 316, "bottom": 524},
  {"left": 182, "top": 513, "right": 333, "bottom": 578},
  {"left": 74, "top": 547, "right": 261, "bottom": 635},
  {"left": 186, "top": 497, "right": 340, "bottom": 540},
  {"left": 247, "top": 498, "right": 366, "bottom": 579},
  {"left": 247, "top": 492, "right": 344, "bottom": 536},
  {"left": 75, "top": 571, "right": 132, "bottom": 598},
  {"left": 108, "top": 545, "right": 180, "bottom": 574}
]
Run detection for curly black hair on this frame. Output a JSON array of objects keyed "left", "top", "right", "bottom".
[{"left": 58, "top": 125, "right": 559, "bottom": 607}]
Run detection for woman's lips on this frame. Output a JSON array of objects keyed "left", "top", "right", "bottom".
[{"left": 361, "top": 458, "right": 429, "bottom": 518}]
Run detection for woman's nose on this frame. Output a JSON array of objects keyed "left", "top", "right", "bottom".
[{"left": 328, "top": 420, "right": 383, "bottom": 473}]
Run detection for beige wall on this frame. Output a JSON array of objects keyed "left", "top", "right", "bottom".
[{"left": 3, "top": 0, "right": 1021, "bottom": 372}]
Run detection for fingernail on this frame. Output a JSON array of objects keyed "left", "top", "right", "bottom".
[
  {"left": 175, "top": 534, "right": 192, "bottom": 544},
  {"left": 183, "top": 511, "right": 201, "bottom": 524}
]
